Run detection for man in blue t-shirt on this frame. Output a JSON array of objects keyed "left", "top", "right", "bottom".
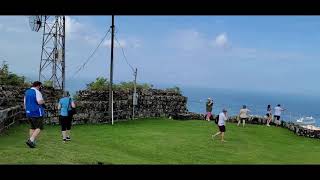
[{"left": 24, "top": 81, "right": 45, "bottom": 148}]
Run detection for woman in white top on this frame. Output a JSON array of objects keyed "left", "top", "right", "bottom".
[{"left": 238, "top": 105, "right": 250, "bottom": 127}]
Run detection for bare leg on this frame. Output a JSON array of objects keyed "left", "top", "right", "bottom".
[
  {"left": 62, "top": 131, "right": 67, "bottom": 140},
  {"left": 66, "top": 130, "right": 71, "bottom": 138},
  {"left": 29, "top": 129, "right": 35, "bottom": 138},
  {"left": 212, "top": 132, "right": 221, "bottom": 140},
  {"left": 30, "top": 128, "right": 40, "bottom": 142},
  {"left": 237, "top": 120, "right": 240, "bottom": 126},
  {"left": 221, "top": 132, "right": 225, "bottom": 142},
  {"left": 243, "top": 120, "right": 245, "bottom": 127},
  {"left": 268, "top": 117, "right": 272, "bottom": 126}
]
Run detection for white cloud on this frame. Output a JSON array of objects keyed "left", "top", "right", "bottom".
[
  {"left": 169, "top": 29, "right": 206, "bottom": 51},
  {"left": 6, "top": 27, "right": 24, "bottom": 33},
  {"left": 65, "top": 16, "right": 85, "bottom": 34},
  {"left": 103, "top": 38, "right": 127, "bottom": 48},
  {"left": 131, "top": 38, "right": 141, "bottom": 48},
  {"left": 214, "top": 33, "right": 229, "bottom": 48},
  {"left": 168, "top": 28, "right": 308, "bottom": 61}
]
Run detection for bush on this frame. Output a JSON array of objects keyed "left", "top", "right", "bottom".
[
  {"left": 166, "top": 86, "right": 182, "bottom": 94},
  {"left": 86, "top": 77, "right": 109, "bottom": 91},
  {"left": 43, "top": 80, "right": 53, "bottom": 88},
  {"left": 86, "top": 77, "right": 152, "bottom": 91},
  {"left": 0, "top": 62, "right": 26, "bottom": 86}
]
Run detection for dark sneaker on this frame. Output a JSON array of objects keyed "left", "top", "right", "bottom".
[
  {"left": 66, "top": 137, "right": 71, "bottom": 141},
  {"left": 26, "top": 139, "right": 35, "bottom": 148}
]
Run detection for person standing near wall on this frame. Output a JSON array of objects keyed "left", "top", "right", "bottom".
[
  {"left": 205, "top": 98, "right": 213, "bottom": 121},
  {"left": 58, "top": 91, "right": 76, "bottom": 142},
  {"left": 24, "top": 81, "right": 45, "bottom": 148},
  {"left": 238, "top": 105, "right": 250, "bottom": 127},
  {"left": 274, "top": 104, "right": 285, "bottom": 127},
  {"left": 266, "top": 104, "right": 272, "bottom": 126},
  {"left": 212, "top": 109, "right": 228, "bottom": 142}
]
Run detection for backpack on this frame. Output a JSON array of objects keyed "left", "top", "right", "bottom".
[
  {"left": 67, "top": 98, "right": 77, "bottom": 116},
  {"left": 215, "top": 115, "right": 219, "bottom": 124}
]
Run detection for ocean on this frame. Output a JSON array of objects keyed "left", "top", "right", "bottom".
[{"left": 182, "top": 87, "right": 320, "bottom": 126}]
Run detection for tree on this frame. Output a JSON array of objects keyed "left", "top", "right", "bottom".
[
  {"left": 0, "top": 61, "right": 26, "bottom": 86},
  {"left": 43, "top": 80, "right": 53, "bottom": 87},
  {"left": 86, "top": 77, "right": 109, "bottom": 91},
  {"left": 86, "top": 77, "right": 152, "bottom": 91}
]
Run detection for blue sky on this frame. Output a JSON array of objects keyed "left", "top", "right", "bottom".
[{"left": 1, "top": 16, "right": 320, "bottom": 95}]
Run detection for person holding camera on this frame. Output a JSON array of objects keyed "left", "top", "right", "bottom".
[
  {"left": 212, "top": 108, "right": 228, "bottom": 142},
  {"left": 58, "top": 91, "right": 76, "bottom": 142}
]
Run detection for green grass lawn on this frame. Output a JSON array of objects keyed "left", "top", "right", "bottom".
[{"left": 0, "top": 118, "right": 320, "bottom": 164}]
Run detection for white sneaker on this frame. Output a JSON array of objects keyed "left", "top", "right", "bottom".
[{"left": 267, "top": 124, "right": 270, "bottom": 127}]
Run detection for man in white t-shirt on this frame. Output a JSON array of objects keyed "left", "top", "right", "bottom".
[
  {"left": 24, "top": 81, "right": 45, "bottom": 148},
  {"left": 212, "top": 109, "right": 228, "bottom": 142},
  {"left": 273, "top": 104, "right": 285, "bottom": 127}
]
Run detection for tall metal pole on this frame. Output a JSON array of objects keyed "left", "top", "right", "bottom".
[
  {"left": 39, "top": 16, "right": 46, "bottom": 82},
  {"left": 62, "top": 16, "right": 66, "bottom": 90},
  {"left": 53, "top": 16, "right": 58, "bottom": 88},
  {"left": 132, "top": 68, "right": 137, "bottom": 120},
  {"left": 109, "top": 15, "right": 115, "bottom": 125}
]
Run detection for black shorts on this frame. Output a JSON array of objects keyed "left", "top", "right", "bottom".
[
  {"left": 59, "top": 115, "right": 72, "bottom": 131},
  {"left": 240, "top": 118, "right": 248, "bottom": 121},
  {"left": 266, "top": 113, "right": 271, "bottom": 117},
  {"left": 28, "top": 117, "right": 44, "bottom": 130},
  {"left": 274, "top": 115, "right": 280, "bottom": 120},
  {"left": 218, "top": 125, "right": 226, "bottom": 132}
]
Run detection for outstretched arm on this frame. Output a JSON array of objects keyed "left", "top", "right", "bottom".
[
  {"left": 23, "top": 96, "right": 26, "bottom": 109},
  {"left": 71, "top": 101, "right": 76, "bottom": 108}
]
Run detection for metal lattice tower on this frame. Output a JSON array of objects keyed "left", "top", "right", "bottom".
[{"left": 38, "top": 16, "right": 66, "bottom": 90}]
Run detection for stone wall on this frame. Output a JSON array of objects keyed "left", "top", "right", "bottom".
[
  {"left": 0, "top": 105, "right": 23, "bottom": 133},
  {"left": 0, "top": 85, "right": 62, "bottom": 131},
  {"left": 0, "top": 85, "right": 188, "bottom": 127},
  {"left": 72, "top": 89, "right": 188, "bottom": 124}
]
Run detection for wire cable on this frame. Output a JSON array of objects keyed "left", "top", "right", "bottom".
[
  {"left": 71, "top": 28, "right": 111, "bottom": 79},
  {"left": 114, "top": 36, "right": 135, "bottom": 73}
]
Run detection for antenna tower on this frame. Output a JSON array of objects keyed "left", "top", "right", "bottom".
[{"left": 29, "top": 16, "right": 66, "bottom": 90}]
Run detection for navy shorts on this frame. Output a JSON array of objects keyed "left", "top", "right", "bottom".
[
  {"left": 218, "top": 125, "right": 226, "bottom": 132},
  {"left": 28, "top": 117, "right": 44, "bottom": 130}
]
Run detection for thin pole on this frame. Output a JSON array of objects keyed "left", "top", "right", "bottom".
[
  {"left": 62, "top": 16, "right": 66, "bottom": 91},
  {"left": 53, "top": 16, "right": 58, "bottom": 88},
  {"left": 109, "top": 15, "right": 115, "bottom": 125},
  {"left": 133, "top": 68, "right": 137, "bottom": 120},
  {"left": 39, "top": 16, "right": 46, "bottom": 82}
]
